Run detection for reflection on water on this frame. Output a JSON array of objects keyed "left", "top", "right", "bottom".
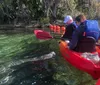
[{"left": 0, "top": 34, "right": 97, "bottom": 85}]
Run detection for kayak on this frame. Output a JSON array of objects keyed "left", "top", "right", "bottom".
[
  {"left": 59, "top": 40, "right": 100, "bottom": 79},
  {"left": 34, "top": 29, "right": 100, "bottom": 80}
]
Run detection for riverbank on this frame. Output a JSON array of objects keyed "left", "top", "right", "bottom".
[
  {"left": 0, "top": 20, "right": 64, "bottom": 34},
  {"left": 0, "top": 24, "right": 37, "bottom": 34}
]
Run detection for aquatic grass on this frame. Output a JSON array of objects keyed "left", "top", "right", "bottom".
[
  {"left": 0, "top": 33, "right": 55, "bottom": 63},
  {"left": 52, "top": 56, "right": 97, "bottom": 85},
  {"left": 0, "top": 33, "right": 97, "bottom": 85},
  {"left": 0, "top": 34, "right": 38, "bottom": 61}
]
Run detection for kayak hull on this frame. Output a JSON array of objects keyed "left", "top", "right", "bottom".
[{"left": 59, "top": 40, "right": 100, "bottom": 79}]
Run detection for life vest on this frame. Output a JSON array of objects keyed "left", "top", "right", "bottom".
[{"left": 83, "top": 20, "right": 100, "bottom": 41}]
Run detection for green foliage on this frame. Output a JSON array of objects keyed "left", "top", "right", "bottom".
[
  {"left": 26, "top": 0, "right": 44, "bottom": 19},
  {"left": 88, "top": 7, "right": 96, "bottom": 19},
  {"left": 40, "top": 17, "right": 50, "bottom": 24},
  {"left": 0, "top": 0, "right": 14, "bottom": 24},
  {"left": 58, "top": 0, "right": 77, "bottom": 17},
  {"left": 0, "top": 0, "right": 99, "bottom": 24},
  {"left": 0, "top": 0, "right": 44, "bottom": 24}
]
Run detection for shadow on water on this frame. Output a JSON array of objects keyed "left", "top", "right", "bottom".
[
  {"left": 0, "top": 61, "right": 57, "bottom": 85},
  {"left": 7, "top": 61, "right": 56, "bottom": 85}
]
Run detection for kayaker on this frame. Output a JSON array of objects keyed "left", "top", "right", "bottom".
[
  {"left": 61, "top": 15, "right": 76, "bottom": 40},
  {"left": 68, "top": 14, "right": 100, "bottom": 52}
]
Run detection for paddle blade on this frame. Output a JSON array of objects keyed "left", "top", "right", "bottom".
[{"left": 34, "top": 30, "right": 53, "bottom": 40}]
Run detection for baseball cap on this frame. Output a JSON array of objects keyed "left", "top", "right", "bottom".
[{"left": 64, "top": 15, "right": 73, "bottom": 24}]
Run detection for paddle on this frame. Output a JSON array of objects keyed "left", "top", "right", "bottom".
[
  {"left": 34, "top": 29, "right": 100, "bottom": 46},
  {"left": 34, "top": 29, "right": 53, "bottom": 40},
  {"left": 34, "top": 29, "right": 62, "bottom": 40}
]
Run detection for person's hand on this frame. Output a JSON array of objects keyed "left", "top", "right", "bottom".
[{"left": 96, "top": 43, "right": 100, "bottom": 46}]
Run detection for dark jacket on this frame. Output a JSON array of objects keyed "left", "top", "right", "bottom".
[{"left": 61, "top": 23, "right": 76, "bottom": 40}]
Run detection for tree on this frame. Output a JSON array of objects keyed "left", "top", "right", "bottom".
[{"left": 57, "top": 0, "right": 77, "bottom": 18}]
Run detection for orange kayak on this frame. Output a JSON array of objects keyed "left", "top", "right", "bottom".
[{"left": 59, "top": 40, "right": 100, "bottom": 79}]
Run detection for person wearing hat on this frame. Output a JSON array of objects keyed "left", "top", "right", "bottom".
[
  {"left": 61, "top": 15, "right": 76, "bottom": 40},
  {"left": 68, "top": 14, "right": 100, "bottom": 52}
]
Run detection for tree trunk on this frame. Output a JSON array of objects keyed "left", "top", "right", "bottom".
[{"left": 50, "top": 0, "right": 60, "bottom": 23}]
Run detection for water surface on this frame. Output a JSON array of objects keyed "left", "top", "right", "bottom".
[{"left": 0, "top": 33, "right": 96, "bottom": 85}]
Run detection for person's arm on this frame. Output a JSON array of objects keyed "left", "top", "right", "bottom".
[
  {"left": 97, "top": 30, "right": 100, "bottom": 43},
  {"left": 68, "top": 30, "right": 79, "bottom": 49},
  {"left": 99, "top": 30, "right": 100, "bottom": 39},
  {"left": 68, "top": 24, "right": 85, "bottom": 49}
]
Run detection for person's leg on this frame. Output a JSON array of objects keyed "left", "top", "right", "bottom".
[{"left": 73, "top": 37, "right": 96, "bottom": 52}]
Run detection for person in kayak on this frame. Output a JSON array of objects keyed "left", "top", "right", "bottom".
[
  {"left": 68, "top": 14, "right": 100, "bottom": 52},
  {"left": 61, "top": 15, "right": 76, "bottom": 40}
]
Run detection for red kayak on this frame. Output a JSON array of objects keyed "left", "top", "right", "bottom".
[
  {"left": 34, "top": 29, "right": 100, "bottom": 80},
  {"left": 59, "top": 40, "right": 100, "bottom": 79}
]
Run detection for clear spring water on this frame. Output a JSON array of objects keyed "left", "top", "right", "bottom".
[{"left": 0, "top": 33, "right": 96, "bottom": 85}]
